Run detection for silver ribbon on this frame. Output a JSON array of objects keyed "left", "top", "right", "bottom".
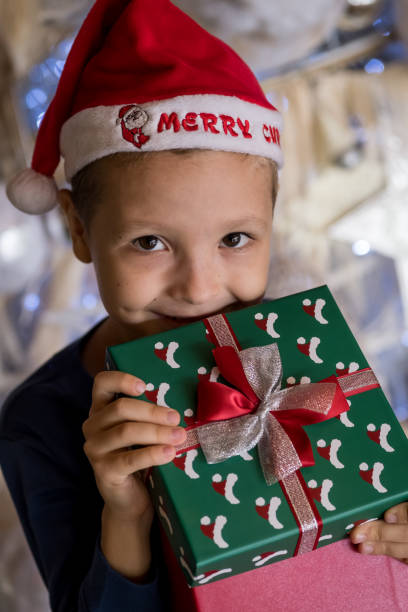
[{"left": 197, "top": 343, "right": 337, "bottom": 485}]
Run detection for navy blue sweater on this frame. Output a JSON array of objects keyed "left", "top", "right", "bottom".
[{"left": 0, "top": 318, "right": 168, "bottom": 611}]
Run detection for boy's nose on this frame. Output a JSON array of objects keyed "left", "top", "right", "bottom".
[{"left": 169, "top": 259, "right": 223, "bottom": 306}]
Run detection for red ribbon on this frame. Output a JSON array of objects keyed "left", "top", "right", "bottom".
[{"left": 196, "top": 345, "right": 350, "bottom": 473}]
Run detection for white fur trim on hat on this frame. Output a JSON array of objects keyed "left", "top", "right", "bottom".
[
  {"left": 6, "top": 168, "right": 58, "bottom": 214},
  {"left": 60, "top": 94, "right": 283, "bottom": 181}
]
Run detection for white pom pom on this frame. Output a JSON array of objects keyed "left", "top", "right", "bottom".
[{"left": 6, "top": 168, "right": 58, "bottom": 214}]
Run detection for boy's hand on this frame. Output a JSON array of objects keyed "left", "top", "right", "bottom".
[
  {"left": 82, "top": 371, "right": 186, "bottom": 522},
  {"left": 350, "top": 502, "right": 408, "bottom": 564}
]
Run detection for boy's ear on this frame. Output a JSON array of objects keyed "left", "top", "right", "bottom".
[{"left": 58, "top": 189, "right": 92, "bottom": 263}]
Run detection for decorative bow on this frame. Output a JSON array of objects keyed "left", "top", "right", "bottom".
[{"left": 195, "top": 343, "right": 349, "bottom": 485}]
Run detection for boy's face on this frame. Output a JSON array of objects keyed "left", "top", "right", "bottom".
[{"left": 63, "top": 150, "right": 275, "bottom": 342}]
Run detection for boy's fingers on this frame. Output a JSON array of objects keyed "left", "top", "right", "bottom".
[
  {"left": 384, "top": 502, "right": 408, "bottom": 524},
  {"left": 90, "top": 371, "right": 146, "bottom": 414},
  {"left": 351, "top": 520, "right": 408, "bottom": 545},
  {"left": 91, "top": 397, "right": 180, "bottom": 432},
  {"left": 104, "top": 444, "right": 177, "bottom": 479},
  {"left": 85, "top": 421, "right": 186, "bottom": 457},
  {"left": 356, "top": 540, "right": 408, "bottom": 561}
]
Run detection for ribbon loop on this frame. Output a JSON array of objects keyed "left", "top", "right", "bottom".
[{"left": 239, "top": 344, "right": 282, "bottom": 400}]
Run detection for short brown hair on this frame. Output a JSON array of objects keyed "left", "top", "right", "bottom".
[{"left": 70, "top": 149, "right": 279, "bottom": 230}]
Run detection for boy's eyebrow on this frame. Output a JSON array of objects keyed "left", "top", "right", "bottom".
[{"left": 114, "top": 216, "right": 268, "bottom": 235}]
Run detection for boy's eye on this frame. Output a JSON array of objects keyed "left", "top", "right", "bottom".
[
  {"left": 131, "top": 235, "right": 165, "bottom": 251},
  {"left": 131, "top": 232, "right": 251, "bottom": 251},
  {"left": 221, "top": 232, "right": 251, "bottom": 248}
]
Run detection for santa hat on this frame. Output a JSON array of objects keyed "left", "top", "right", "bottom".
[{"left": 7, "top": 0, "right": 283, "bottom": 215}]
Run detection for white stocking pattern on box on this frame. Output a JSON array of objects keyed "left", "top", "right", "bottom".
[
  {"left": 178, "top": 547, "right": 233, "bottom": 585},
  {"left": 205, "top": 327, "right": 217, "bottom": 345},
  {"left": 297, "top": 336, "right": 323, "bottom": 364},
  {"left": 336, "top": 361, "right": 359, "bottom": 376},
  {"left": 252, "top": 550, "right": 288, "bottom": 567},
  {"left": 286, "top": 375, "right": 311, "bottom": 387},
  {"left": 302, "top": 298, "right": 328, "bottom": 324},
  {"left": 144, "top": 382, "right": 170, "bottom": 407},
  {"left": 346, "top": 518, "right": 377, "bottom": 532},
  {"left": 366, "top": 423, "right": 395, "bottom": 452},
  {"left": 200, "top": 515, "right": 229, "bottom": 548},
  {"left": 183, "top": 408, "right": 195, "bottom": 426},
  {"left": 173, "top": 449, "right": 200, "bottom": 479},
  {"left": 212, "top": 473, "right": 240, "bottom": 504},
  {"left": 158, "top": 496, "right": 174, "bottom": 535},
  {"left": 359, "top": 462, "right": 387, "bottom": 493},
  {"left": 307, "top": 479, "right": 336, "bottom": 511},
  {"left": 154, "top": 341, "right": 181, "bottom": 368},
  {"left": 338, "top": 399, "right": 355, "bottom": 428},
  {"left": 254, "top": 312, "right": 280, "bottom": 338},
  {"left": 196, "top": 568, "right": 233, "bottom": 584},
  {"left": 179, "top": 547, "right": 204, "bottom": 583},
  {"left": 316, "top": 438, "right": 344, "bottom": 469},
  {"left": 197, "top": 365, "right": 220, "bottom": 382},
  {"left": 255, "top": 496, "right": 284, "bottom": 528},
  {"left": 318, "top": 534, "right": 333, "bottom": 542}
]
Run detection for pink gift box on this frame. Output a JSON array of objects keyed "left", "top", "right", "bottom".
[{"left": 161, "top": 526, "right": 408, "bottom": 611}]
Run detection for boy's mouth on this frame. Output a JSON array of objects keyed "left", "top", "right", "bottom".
[
  {"left": 164, "top": 314, "right": 212, "bottom": 324},
  {"left": 155, "top": 304, "right": 241, "bottom": 325}
]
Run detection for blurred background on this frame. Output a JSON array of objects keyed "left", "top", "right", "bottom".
[{"left": 0, "top": 0, "right": 408, "bottom": 609}]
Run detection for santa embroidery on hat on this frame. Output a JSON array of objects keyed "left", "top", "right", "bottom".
[
  {"left": 6, "top": 0, "right": 283, "bottom": 215},
  {"left": 117, "top": 105, "right": 150, "bottom": 149}
]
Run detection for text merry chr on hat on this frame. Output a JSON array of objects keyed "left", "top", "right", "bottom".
[{"left": 157, "top": 112, "right": 280, "bottom": 145}]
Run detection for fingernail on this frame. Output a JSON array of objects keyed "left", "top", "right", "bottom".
[
  {"left": 362, "top": 543, "right": 373, "bottom": 554},
  {"left": 352, "top": 533, "right": 366, "bottom": 544},
  {"left": 162, "top": 445, "right": 175, "bottom": 458},
  {"left": 134, "top": 381, "right": 146, "bottom": 394},
  {"left": 386, "top": 513, "right": 397, "bottom": 523},
  {"left": 171, "top": 427, "right": 185, "bottom": 441},
  {"left": 166, "top": 410, "right": 179, "bottom": 425}
]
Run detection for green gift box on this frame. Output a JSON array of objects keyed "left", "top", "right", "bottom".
[{"left": 105, "top": 285, "right": 408, "bottom": 586}]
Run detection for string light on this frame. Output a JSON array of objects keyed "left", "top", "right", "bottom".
[
  {"left": 352, "top": 240, "right": 371, "bottom": 256},
  {"left": 23, "top": 293, "right": 41, "bottom": 312},
  {"left": 0, "top": 228, "right": 25, "bottom": 262},
  {"left": 81, "top": 293, "right": 98, "bottom": 310},
  {"left": 364, "top": 58, "right": 385, "bottom": 74},
  {"left": 348, "top": 0, "right": 379, "bottom": 6}
]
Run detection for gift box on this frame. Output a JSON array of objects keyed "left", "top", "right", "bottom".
[{"left": 105, "top": 285, "right": 408, "bottom": 593}]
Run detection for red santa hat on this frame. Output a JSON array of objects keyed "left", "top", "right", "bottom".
[{"left": 7, "top": 0, "right": 283, "bottom": 215}]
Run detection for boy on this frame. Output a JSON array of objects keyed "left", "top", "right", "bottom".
[{"left": 1, "top": 1, "right": 408, "bottom": 611}]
